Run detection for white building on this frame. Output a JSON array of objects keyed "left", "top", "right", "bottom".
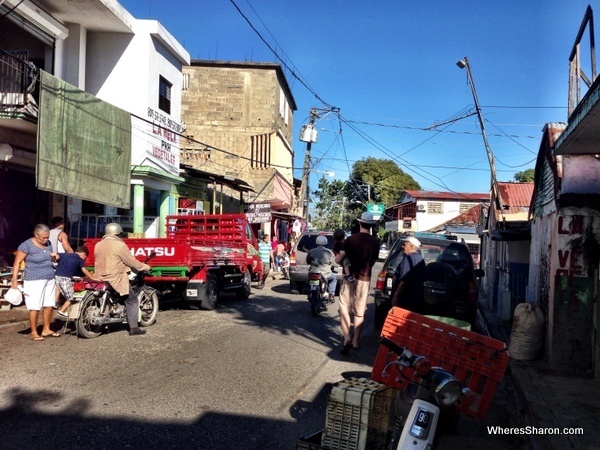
[{"left": 0, "top": 0, "right": 190, "bottom": 250}]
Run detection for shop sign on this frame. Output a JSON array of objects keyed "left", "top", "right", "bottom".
[{"left": 245, "top": 203, "right": 271, "bottom": 223}]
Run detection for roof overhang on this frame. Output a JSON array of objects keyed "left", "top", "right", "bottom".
[{"left": 555, "top": 75, "right": 600, "bottom": 155}]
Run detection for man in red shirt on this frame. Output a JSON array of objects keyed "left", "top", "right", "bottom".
[{"left": 335, "top": 212, "right": 380, "bottom": 355}]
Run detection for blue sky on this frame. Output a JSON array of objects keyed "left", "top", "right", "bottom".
[{"left": 120, "top": 0, "right": 596, "bottom": 198}]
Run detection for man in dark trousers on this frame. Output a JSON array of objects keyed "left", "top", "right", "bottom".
[
  {"left": 391, "top": 236, "right": 426, "bottom": 313},
  {"left": 334, "top": 212, "right": 380, "bottom": 355}
]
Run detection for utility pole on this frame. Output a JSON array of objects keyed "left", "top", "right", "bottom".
[
  {"left": 456, "top": 57, "right": 501, "bottom": 211},
  {"left": 298, "top": 108, "right": 319, "bottom": 222}
]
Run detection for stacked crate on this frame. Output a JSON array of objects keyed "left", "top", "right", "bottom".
[{"left": 320, "top": 377, "right": 394, "bottom": 450}]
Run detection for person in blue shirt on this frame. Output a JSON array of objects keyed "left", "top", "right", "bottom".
[
  {"left": 391, "top": 236, "right": 426, "bottom": 313},
  {"left": 55, "top": 246, "right": 98, "bottom": 318}
]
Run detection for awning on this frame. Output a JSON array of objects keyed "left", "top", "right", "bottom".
[{"left": 37, "top": 70, "right": 131, "bottom": 208}]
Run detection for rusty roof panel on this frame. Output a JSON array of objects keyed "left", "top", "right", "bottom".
[
  {"left": 403, "top": 190, "right": 490, "bottom": 202},
  {"left": 497, "top": 182, "right": 534, "bottom": 208}
]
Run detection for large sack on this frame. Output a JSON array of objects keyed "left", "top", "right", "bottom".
[{"left": 508, "top": 303, "right": 545, "bottom": 361}]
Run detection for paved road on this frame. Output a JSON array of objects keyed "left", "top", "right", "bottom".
[{"left": 0, "top": 266, "right": 530, "bottom": 449}]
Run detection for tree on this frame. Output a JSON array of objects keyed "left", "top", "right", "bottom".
[
  {"left": 514, "top": 168, "right": 535, "bottom": 182},
  {"left": 311, "top": 177, "right": 351, "bottom": 230},
  {"left": 346, "top": 157, "right": 420, "bottom": 210}
]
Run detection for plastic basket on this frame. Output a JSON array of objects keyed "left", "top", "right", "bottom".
[
  {"left": 321, "top": 377, "right": 394, "bottom": 450},
  {"left": 296, "top": 430, "right": 327, "bottom": 450},
  {"left": 371, "top": 307, "right": 509, "bottom": 420}
]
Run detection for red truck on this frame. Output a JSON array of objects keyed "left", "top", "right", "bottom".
[{"left": 84, "top": 214, "right": 262, "bottom": 310}]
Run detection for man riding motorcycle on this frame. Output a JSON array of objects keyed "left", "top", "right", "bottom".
[
  {"left": 306, "top": 235, "right": 337, "bottom": 302},
  {"left": 94, "top": 223, "right": 151, "bottom": 336}
]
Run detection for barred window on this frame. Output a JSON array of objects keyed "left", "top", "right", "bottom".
[
  {"left": 159, "top": 76, "right": 172, "bottom": 114},
  {"left": 460, "top": 202, "right": 477, "bottom": 214},
  {"left": 427, "top": 202, "right": 443, "bottom": 214}
]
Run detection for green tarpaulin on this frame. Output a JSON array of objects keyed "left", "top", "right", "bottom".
[{"left": 37, "top": 70, "right": 131, "bottom": 208}]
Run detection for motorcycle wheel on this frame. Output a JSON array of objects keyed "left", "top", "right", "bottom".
[
  {"left": 309, "top": 289, "right": 321, "bottom": 316},
  {"left": 138, "top": 287, "right": 159, "bottom": 327},
  {"left": 76, "top": 291, "right": 104, "bottom": 339}
]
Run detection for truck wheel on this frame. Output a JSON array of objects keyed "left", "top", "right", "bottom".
[
  {"left": 76, "top": 292, "right": 104, "bottom": 339},
  {"left": 138, "top": 287, "right": 159, "bottom": 327},
  {"left": 201, "top": 273, "right": 219, "bottom": 310},
  {"left": 236, "top": 271, "right": 251, "bottom": 300}
]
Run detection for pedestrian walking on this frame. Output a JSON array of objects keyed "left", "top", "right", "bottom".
[
  {"left": 257, "top": 234, "right": 271, "bottom": 289},
  {"left": 334, "top": 212, "right": 380, "bottom": 355}
]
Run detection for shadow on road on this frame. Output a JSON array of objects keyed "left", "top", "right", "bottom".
[{"left": 0, "top": 385, "right": 333, "bottom": 449}]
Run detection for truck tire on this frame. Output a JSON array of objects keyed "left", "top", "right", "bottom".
[
  {"left": 236, "top": 271, "right": 251, "bottom": 300},
  {"left": 201, "top": 273, "right": 219, "bottom": 310},
  {"left": 76, "top": 291, "right": 104, "bottom": 339},
  {"left": 138, "top": 287, "right": 159, "bottom": 327}
]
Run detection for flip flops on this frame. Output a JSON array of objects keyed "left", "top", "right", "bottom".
[
  {"left": 30, "top": 336, "right": 44, "bottom": 341},
  {"left": 41, "top": 332, "right": 61, "bottom": 338}
]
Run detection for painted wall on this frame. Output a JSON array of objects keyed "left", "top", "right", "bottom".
[{"left": 548, "top": 214, "right": 598, "bottom": 373}]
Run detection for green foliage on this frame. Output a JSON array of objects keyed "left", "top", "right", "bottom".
[
  {"left": 311, "top": 177, "right": 352, "bottom": 230},
  {"left": 311, "top": 157, "right": 420, "bottom": 231},
  {"left": 347, "top": 157, "right": 420, "bottom": 208},
  {"left": 514, "top": 168, "right": 535, "bottom": 182}
]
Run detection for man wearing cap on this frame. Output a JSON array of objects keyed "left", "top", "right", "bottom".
[
  {"left": 334, "top": 211, "right": 380, "bottom": 354},
  {"left": 391, "top": 236, "right": 426, "bottom": 313}
]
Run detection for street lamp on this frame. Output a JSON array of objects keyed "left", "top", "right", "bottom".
[{"left": 456, "top": 56, "right": 500, "bottom": 209}]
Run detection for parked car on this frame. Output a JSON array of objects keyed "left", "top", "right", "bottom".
[
  {"left": 373, "top": 234, "right": 485, "bottom": 330},
  {"left": 289, "top": 231, "right": 343, "bottom": 294}
]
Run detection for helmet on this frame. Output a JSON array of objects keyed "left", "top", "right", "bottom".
[
  {"left": 316, "top": 235, "right": 328, "bottom": 246},
  {"left": 105, "top": 223, "right": 123, "bottom": 236}
]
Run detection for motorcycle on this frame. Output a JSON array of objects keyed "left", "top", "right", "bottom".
[
  {"left": 67, "top": 266, "right": 158, "bottom": 339},
  {"left": 277, "top": 252, "right": 290, "bottom": 279},
  {"left": 379, "top": 336, "right": 469, "bottom": 450},
  {"left": 307, "top": 271, "right": 334, "bottom": 316}
]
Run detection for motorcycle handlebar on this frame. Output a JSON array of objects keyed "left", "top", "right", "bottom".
[{"left": 379, "top": 336, "right": 406, "bottom": 356}]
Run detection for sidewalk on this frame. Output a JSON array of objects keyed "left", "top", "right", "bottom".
[{"left": 478, "top": 298, "right": 600, "bottom": 450}]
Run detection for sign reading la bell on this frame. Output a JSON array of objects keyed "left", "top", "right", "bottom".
[{"left": 367, "top": 203, "right": 384, "bottom": 220}]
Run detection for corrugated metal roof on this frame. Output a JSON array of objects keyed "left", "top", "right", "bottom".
[
  {"left": 497, "top": 182, "right": 534, "bottom": 218},
  {"left": 403, "top": 190, "right": 489, "bottom": 202}
]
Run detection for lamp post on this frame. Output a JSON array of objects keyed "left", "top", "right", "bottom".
[{"left": 456, "top": 56, "right": 500, "bottom": 207}]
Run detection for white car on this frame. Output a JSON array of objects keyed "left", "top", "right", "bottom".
[{"left": 378, "top": 244, "right": 389, "bottom": 261}]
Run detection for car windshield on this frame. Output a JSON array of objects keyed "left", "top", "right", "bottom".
[{"left": 296, "top": 234, "right": 335, "bottom": 252}]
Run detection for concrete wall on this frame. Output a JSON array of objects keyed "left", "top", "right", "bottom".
[{"left": 181, "top": 63, "right": 294, "bottom": 195}]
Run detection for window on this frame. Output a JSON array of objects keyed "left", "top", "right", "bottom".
[
  {"left": 460, "top": 202, "right": 477, "bottom": 214},
  {"left": 159, "top": 76, "right": 172, "bottom": 114},
  {"left": 427, "top": 202, "right": 443, "bottom": 214}
]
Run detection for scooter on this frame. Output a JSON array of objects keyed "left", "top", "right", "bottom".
[
  {"left": 379, "top": 336, "right": 469, "bottom": 450},
  {"left": 307, "top": 271, "right": 334, "bottom": 316}
]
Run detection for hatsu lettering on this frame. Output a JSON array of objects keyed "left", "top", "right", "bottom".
[{"left": 129, "top": 247, "right": 175, "bottom": 257}]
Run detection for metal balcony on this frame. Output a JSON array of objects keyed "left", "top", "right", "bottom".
[{"left": 0, "top": 49, "right": 38, "bottom": 122}]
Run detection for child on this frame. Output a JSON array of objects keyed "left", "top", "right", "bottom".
[
  {"left": 55, "top": 246, "right": 98, "bottom": 318},
  {"left": 332, "top": 228, "right": 354, "bottom": 283}
]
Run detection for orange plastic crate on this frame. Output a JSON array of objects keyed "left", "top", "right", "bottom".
[{"left": 371, "top": 307, "right": 509, "bottom": 420}]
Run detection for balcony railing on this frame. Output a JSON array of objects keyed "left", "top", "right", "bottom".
[{"left": 0, "top": 49, "right": 38, "bottom": 120}]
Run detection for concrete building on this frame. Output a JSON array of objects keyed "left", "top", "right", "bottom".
[
  {"left": 480, "top": 181, "right": 534, "bottom": 322},
  {"left": 0, "top": 0, "right": 190, "bottom": 253},
  {"left": 180, "top": 60, "right": 297, "bottom": 238},
  {"left": 384, "top": 190, "right": 489, "bottom": 234}
]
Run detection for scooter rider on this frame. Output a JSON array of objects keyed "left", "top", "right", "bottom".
[
  {"left": 94, "top": 223, "right": 151, "bottom": 336},
  {"left": 306, "top": 235, "right": 337, "bottom": 301}
]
